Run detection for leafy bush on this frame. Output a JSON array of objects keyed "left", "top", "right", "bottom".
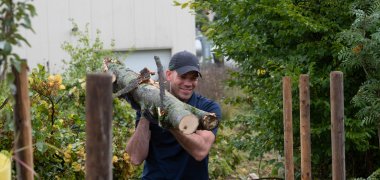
[
  {"left": 182, "top": 0, "right": 380, "bottom": 178},
  {"left": 368, "top": 168, "right": 380, "bottom": 179},
  {"left": 0, "top": 22, "right": 139, "bottom": 179}
]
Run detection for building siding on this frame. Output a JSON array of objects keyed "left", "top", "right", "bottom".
[{"left": 15, "top": 0, "right": 195, "bottom": 73}]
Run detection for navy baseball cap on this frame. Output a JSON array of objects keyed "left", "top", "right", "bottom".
[{"left": 168, "top": 51, "right": 202, "bottom": 77}]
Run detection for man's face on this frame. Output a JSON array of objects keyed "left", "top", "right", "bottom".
[{"left": 166, "top": 70, "right": 199, "bottom": 102}]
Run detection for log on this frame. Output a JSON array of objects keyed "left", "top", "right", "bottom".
[{"left": 105, "top": 60, "right": 218, "bottom": 134}]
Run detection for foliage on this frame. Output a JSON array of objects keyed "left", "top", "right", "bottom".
[
  {"left": 338, "top": 0, "right": 380, "bottom": 149},
  {"left": 61, "top": 20, "right": 115, "bottom": 80},
  {"left": 209, "top": 125, "right": 244, "bottom": 179},
  {"left": 0, "top": 23, "right": 139, "bottom": 178},
  {"left": 180, "top": 0, "right": 380, "bottom": 178},
  {"left": 0, "top": 0, "right": 36, "bottom": 81},
  {"left": 368, "top": 168, "right": 380, "bottom": 179}
]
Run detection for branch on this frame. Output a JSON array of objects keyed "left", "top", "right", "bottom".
[{"left": 0, "top": 97, "right": 9, "bottom": 110}]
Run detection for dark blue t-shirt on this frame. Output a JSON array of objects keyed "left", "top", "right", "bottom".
[{"left": 135, "top": 93, "right": 221, "bottom": 180}]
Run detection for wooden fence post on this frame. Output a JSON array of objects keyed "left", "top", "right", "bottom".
[
  {"left": 299, "top": 74, "right": 311, "bottom": 180},
  {"left": 13, "top": 60, "right": 34, "bottom": 180},
  {"left": 330, "top": 71, "right": 345, "bottom": 180},
  {"left": 85, "top": 74, "right": 113, "bottom": 180},
  {"left": 282, "top": 77, "right": 294, "bottom": 180}
]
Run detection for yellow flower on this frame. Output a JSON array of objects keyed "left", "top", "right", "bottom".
[
  {"left": 59, "top": 85, "right": 66, "bottom": 90},
  {"left": 112, "top": 155, "right": 118, "bottom": 163},
  {"left": 67, "top": 144, "right": 73, "bottom": 151},
  {"left": 48, "top": 81, "right": 55, "bottom": 87},
  {"left": 77, "top": 148, "right": 85, "bottom": 157},
  {"left": 72, "top": 162, "right": 81, "bottom": 172},
  {"left": 48, "top": 75, "right": 55, "bottom": 82},
  {"left": 64, "top": 144, "right": 73, "bottom": 162},
  {"left": 64, "top": 152, "right": 71, "bottom": 163},
  {"left": 55, "top": 74, "right": 62, "bottom": 84},
  {"left": 257, "top": 68, "right": 266, "bottom": 76},
  {"left": 123, "top": 152, "right": 130, "bottom": 162}
]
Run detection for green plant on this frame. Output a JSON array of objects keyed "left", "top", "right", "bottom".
[
  {"left": 338, "top": 0, "right": 380, "bottom": 150},
  {"left": 61, "top": 19, "right": 115, "bottom": 80},
  {"left": 0, "top": 0, "right": 36, "bottom": 81},
  {"left": 178, "top": 0, "right": 379, "bottom": 178},
  {"left": 0, "top": 21, "right": 139, "bottom": 178},
  {"left": 368, "top": 168, "right": 380, "bottom": 179}
]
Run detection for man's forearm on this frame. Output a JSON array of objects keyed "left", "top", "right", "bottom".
[
  {"left": 170, "top": 129, "right": 215, "bottom": 161},
  {"left": 126, "top": 117, "right": 151, "bottom": 165}
]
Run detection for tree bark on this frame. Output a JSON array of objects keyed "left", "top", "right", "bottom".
[{"left": 106, "top": 62, "right": 218, "bottom": 134}]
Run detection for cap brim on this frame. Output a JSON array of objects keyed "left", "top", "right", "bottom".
[{"left": 175, "top": 66, "right": 202, "bottom": 78}]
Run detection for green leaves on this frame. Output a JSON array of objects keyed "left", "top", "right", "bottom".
[
  {"left": 0, "top": 21, "right": 138, "bottom": 178},
  {"left": 338, "top": 1, "right": 380, "bottom": 149},
  {"left": 3, "top": 42, "right": 12, "bottom": 53},
  {"left": 62, "top": 20, "right": 115, "bottom": 80},
  {"left": 0, "top": 0, "right": 35, "bottom": 80},
  {"left": 194, "top": 0, "right": 380, "bottom": 178}
]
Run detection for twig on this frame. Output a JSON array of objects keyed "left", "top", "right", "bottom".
[
  {"left": 12, "top": 155, "right": 39, "bottom": 178},
  {"left": 0, "top": 97, "right": 9, "bottom": 110},
  {"left": 154, "top": 56, "right": 166, "bottom": 110}
]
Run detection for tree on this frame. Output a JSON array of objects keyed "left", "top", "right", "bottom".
[
  {"left": 181, "top": 0, "right": 379, "bottom": 178},
  {"left": 338, "top": 0, "right": 380, "bottom": 150}
]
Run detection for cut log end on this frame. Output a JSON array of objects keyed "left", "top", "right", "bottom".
[
  {"left": 179, "top": 115, "right": 199, "bottom": 134},
  {"left": 200, "top": 113, "right": 218, "bottom": 131}
]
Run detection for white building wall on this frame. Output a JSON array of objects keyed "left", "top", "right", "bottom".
[{"left": 16, "top": 0, "right": 195, "bottom": 73}]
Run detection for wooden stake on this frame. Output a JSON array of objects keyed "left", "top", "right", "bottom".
[
  {"left": 85, "top": 74, "right": 113, "bottom": 180},
  {"left": 13, "top": 60, "right": 34, "bottom": 180},
  {"left": 282, "top": 77, "right": 294, "bottom": 180},
  {"left": 299, "top": 74, "right": 311, "bottom": 180},
  {"left": 330, "top": 71, "right": 345, "bottom": 180}
]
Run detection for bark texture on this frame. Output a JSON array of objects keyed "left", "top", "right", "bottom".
[{"left": 106, "top": 62, "right": 218, "bottom": 134}]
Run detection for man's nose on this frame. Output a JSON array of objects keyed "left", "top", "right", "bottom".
[{"left": 183, "top": 79, "right": 193, "bottom": 86}]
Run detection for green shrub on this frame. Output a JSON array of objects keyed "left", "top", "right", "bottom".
[{"left": 0, "top": 22, "right": 140, "bottom": 179}]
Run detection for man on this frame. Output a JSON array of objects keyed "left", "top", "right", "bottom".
[{"left": 125, "top": 51, "right": 221, "bottom": 180}]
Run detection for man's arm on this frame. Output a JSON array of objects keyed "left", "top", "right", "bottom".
[
  {"left": 170, "top": 129, "right": 215, "bottom": 161},
  {"left": 126, "top": 117, "right": 151, "bottom": 165}
]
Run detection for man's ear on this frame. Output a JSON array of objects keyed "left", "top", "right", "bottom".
[{"left": 166, "top": 70, "right": 172, "bottom": 81}]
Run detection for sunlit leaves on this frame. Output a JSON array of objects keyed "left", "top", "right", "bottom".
[{"left": 0, "top": 0, "right": 36, "bottom": 80}]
